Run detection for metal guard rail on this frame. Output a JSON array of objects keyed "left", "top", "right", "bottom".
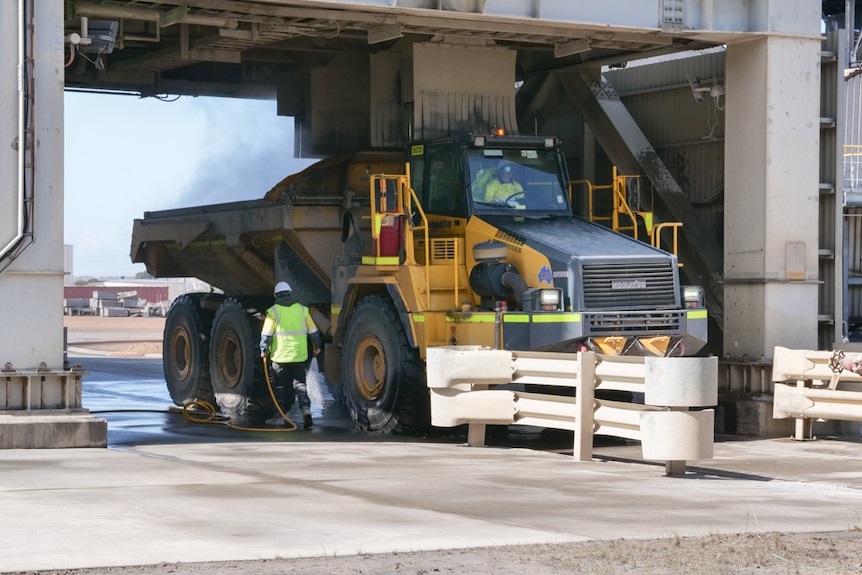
[
  {"left": 427, "top": 347, "right": 717, "bottom": 476},
  {"left": 772, "top": 345, "right": 862, "bottom": 440}
]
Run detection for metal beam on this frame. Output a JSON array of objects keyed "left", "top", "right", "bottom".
[
  {"left": 554, "top": 38, "right": 590, "bottom": 58},
  {"left": 72, "top": 2, "right": 160, "bottom": 22},
  {"left": 248, "top": 0, "right": 822, "bottom": 36},
  {"left": 162, "top": 0, "right": 720, "bottom": 46},
  {"left": 162, "top": 6, "right": 239, "bottom": 29}
]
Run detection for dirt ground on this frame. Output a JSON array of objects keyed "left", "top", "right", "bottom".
[
  {"left": 64, "top": 315, "right": 165, "bottom": 357},
  {"left": 12, "top": 531, "right": 862, "bottom": 575},
  {"left": 50, "top": 316, "right": 862, "bottom": 575}
]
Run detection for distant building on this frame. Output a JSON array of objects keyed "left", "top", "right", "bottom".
[{"left": 64, "top": 278, "right": 214, "bottom": 316}]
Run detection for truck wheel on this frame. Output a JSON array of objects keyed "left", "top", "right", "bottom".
[
  {"left": 163, "top": 294, "right": 214, "bottom": 406},
  {"left": 342, "top": 296, "right": 428, "bottom": 434},
  {"left": 209, "top": 299, "right": 257, "bottom": 416}
]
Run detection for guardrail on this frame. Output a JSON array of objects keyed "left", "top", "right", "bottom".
[
  {"left": 427, "top": 347, "right": 717, "bottom": 476},
  {"left": 772, "top": 346, "right": 862, "bottom": 440}
]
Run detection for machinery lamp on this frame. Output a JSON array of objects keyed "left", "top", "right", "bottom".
[
  {"left": 522, "top": 287, "right": 563, "bottom": 311},
  {"left": 682, "top": 285, "right": 705, "bottom": 308},
  {"left": 538, "top": 288, "right": 561, "bottom": 307},
  {"left": 473, "top": 136, "right": 486, "bottom": 147}
]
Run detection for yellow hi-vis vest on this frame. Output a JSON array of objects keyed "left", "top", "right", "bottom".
[{"left": 262, "top": 303, "right": 315, "bottom": 363}]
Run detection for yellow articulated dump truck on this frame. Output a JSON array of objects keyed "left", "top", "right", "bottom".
[{"left": 131, "top": 133, "right": 707, "bottom": 434}]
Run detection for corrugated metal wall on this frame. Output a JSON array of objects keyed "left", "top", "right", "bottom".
[
  {"left": 605, "top": 51, "right": 726, "bottom": 258},
  {"left": 412, "top": 43, "right": 518, "bottom": 141},
  {"left": 537, "top": 114, "right": 584, "bottom": 173}
]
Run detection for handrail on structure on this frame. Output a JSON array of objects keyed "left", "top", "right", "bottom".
[
  {"left": 653, "top": 222, "right": 683, "bottom": 265},
  {"left": 570, "top": 169, "right": 683, "bottom": 258},
  {"left": 843, "top": 144, "right": 862, "bottom": 188}
]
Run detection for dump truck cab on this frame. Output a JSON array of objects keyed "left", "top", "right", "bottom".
[
  {"left": 411, "top": 134, "right": 571, "bottom": 219},
  {"left": 398, "top": 134, "right": 707, "bottom": 353}
]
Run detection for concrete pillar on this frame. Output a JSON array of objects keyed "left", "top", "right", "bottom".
[
  {"left": 0, "top": 0, "right": 65, "bottom": 370},
  {"left": 724, "top": 34, "right": 822, "bottom": 359},
  {"left": 0, "top": 0, "right": 106, "bottom": 448}
]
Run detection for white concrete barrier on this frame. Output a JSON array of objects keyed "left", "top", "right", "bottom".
[{"left": 427, "top": 347, "right": 717, "bottom": 475}]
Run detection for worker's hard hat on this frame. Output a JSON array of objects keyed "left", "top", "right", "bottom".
[
  {"left": 274, "top": 281, "right": 292, "bottom": 295},
  {"left": 498, "top": 160, "right": 515, "bottom": 173}
]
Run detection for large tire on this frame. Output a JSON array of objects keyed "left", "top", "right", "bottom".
[
  {"left": 342, "top": 296, "right": 429, "bottom": 434},
  {"left": 209, "top": 299, "right": 260, "bottom": 417},
  {"left": 163, "top": 294, "right": 214, "bottom": 406}
]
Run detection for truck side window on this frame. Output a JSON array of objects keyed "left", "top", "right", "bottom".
[
  {"left": 427, "top": 156, "right": 466, "bottom": 216},
  {"left": 409, "top": 158, "right": 425, "bottom": 200},
  {"left": 374, "top": 177, "right": 399, "bottom": 213}
]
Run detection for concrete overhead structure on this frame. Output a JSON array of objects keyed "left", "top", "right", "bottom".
[{"left": 0, "top": 0, "right": 831, "bottom": 445}]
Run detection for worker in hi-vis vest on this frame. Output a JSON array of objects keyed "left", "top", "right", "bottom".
[{"left": 259, "top": 281, "right": 322, "bottom": 428}]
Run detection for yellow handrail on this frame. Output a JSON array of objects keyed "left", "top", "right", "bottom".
[
  {"left": 403, "top": 178, "right": 431, "bottom": 310},
  {"left": 368, "top": 172, "right": 432, "bottom": 309},
  {"left": 653, "top": 222, "right": 683, "bottom": 264},
  {"left": 611, "top": 167, "right": 642, "bottom": 241},
  {"left": 570, "top": 168, "right": 682, "bottom": 258},
  {"left": 570, "top": 179, "right": 613, "bottom": 223}
]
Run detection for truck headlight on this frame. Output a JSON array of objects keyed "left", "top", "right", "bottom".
[
  {"left": 522, "top": 287, "right": 563, "bottom": 311},
  {"left": 682, "top": 285, "right": 705, "bottom": 308},
  {"left": 538, "top": 288, "right": 561, "bottom": 308}
]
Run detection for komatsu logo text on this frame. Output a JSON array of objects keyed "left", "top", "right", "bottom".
[{"left": 612, "top": 280, "right": 647, "bottom": 290}]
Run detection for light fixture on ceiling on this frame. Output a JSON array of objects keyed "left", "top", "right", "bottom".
[{"left": 77, "top": 18, "right": 118, "bottom": 54}]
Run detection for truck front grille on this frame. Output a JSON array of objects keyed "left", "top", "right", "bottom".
[
  {"left": 583, "top": 310, "right": 684, "bottom": 335},
  {"left": 581, "top": 262, "right": 676, "bottom": 310}
]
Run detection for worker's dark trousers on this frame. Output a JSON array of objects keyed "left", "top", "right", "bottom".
[
  {"left": 269, "top": 361, "right": 305, "bottom": 412},
  {"left": 294, "top": 380, "right": 311, "bottom": 415}
]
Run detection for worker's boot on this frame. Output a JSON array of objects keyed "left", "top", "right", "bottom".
[
  {"left": 303, "top": 411, "right": 313, "bottom": 429},
  {"left": 265, "top": 415, "right": 285, "bottom": 427}
]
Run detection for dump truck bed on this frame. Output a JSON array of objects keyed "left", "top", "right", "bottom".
[{"left": 130, "top": 151, "right": 404, "bottom": 302}]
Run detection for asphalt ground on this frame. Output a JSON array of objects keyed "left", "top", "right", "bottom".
[{"left": 1, "top": 317, "right": 861, "bottom": 573}]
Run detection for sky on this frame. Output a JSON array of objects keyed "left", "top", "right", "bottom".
[{"left": 64, "top": 93, "right": 316, "bottom": 278}]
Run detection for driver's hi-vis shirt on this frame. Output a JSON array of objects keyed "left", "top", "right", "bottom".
[{"left": 484, "top": 179, "right": 524, "bottom": 203}]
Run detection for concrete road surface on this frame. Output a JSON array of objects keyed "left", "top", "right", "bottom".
[
  {"left": 3, "top": 431, "right": 862, "bottom": 572},
  {"left": 2, "top": 317, "right": 861, "bottom": 573}
]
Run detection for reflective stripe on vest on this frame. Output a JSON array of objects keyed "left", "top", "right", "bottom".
[{"left": 268, "top": 304, "right": 310, "bottom": 364}]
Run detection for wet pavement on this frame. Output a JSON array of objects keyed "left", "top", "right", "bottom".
[{"left": 2, "top": 352, "right": 862, "bottom": 573}]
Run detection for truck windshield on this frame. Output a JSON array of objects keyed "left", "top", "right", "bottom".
[{"left": 467, "top": 148, "right": 571, "bottom": 214}]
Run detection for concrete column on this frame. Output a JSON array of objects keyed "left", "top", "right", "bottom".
[
  {"left": 0, "top": 0, "right": 65, "bottom": 370},
  {"left": 724, "top": 34, "right": 822, "bottom": 359},
  {"left": 0, "top": 1, "right": 106, "bottom": 448}
]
